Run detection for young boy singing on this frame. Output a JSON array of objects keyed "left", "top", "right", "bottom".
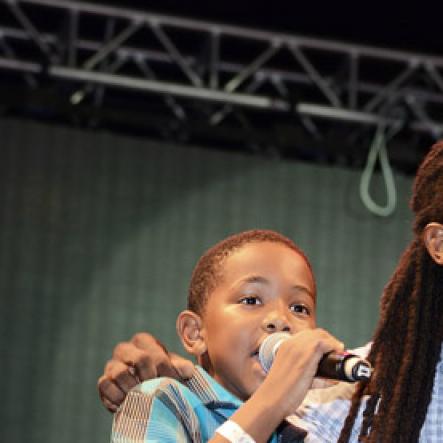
[{"left": 111, "top": 229, "right": 343, "bottom": 443}]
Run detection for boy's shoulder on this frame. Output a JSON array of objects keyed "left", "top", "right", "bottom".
[
  {"left": 131, "top": 375, "right": 203, "bottom": 410},
  {"left": 111, "top": 369, "right": 231, "bottom": 442},
  {"left": 112, "top": 376, "right": 205, "bottom": 442},
  {"left": 122, "top": 368, "right": 223, "bottom": 414},
  {"left": 137, "top": 376, "right": 187, "bottom": 395},
  {"left": 116, "top": 366, "right": 243, "bottom": 423}
]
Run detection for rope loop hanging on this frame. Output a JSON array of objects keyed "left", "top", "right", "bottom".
[{"left": 359, "top": 122, "right": 398, "bottom": 217}]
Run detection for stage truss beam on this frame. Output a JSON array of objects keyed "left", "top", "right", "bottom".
[{"left": 1, "top": 0, "right": 443, "bottom": 159}]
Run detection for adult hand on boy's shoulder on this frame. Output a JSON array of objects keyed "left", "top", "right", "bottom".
[{"left": 97, "top": 332, "right": 195, "bottom": 412}]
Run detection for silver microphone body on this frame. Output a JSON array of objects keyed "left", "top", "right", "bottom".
[{"left": 258, "top": 332, "right": 372, "bottom": 382}]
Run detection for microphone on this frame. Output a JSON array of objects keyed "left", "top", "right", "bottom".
[{"left": 258, "top": 332, "right": 372, "bottom": 382}]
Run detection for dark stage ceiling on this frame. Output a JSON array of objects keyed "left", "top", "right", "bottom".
[{"left": 0, "top": 0, "right": 440, "bottom": 174}]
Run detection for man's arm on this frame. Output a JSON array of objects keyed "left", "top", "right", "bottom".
[
  {"left": 98, "top": 332, "right": 195, "bottom": 412},
  {"left": 288, "top": 342, "right": 372, "bottom": 442}
]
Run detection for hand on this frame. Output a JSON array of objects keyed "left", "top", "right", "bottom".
[
  {"left": 224, "top": 329, "right": 344, "bottom": 443},
  {"left": 255, "top": 328, "right": 344, "bottom": 417},
  {"left": 97, "top": 332, "right": 195, "bottom": 412},
  {"left": 310, "top": 377, "right": 339, "bottom": 389}
]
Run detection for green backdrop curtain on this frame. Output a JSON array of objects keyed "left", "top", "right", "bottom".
[{"left": 0, "top": 118, "right": 413, "bottom": 442}]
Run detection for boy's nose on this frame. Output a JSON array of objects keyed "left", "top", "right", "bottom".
[{"left": 261, "top": 312, "right": 291, "bottom": 333}]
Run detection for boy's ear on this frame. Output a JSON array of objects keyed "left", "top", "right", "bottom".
[
  {"left": 176, "top": 310, "right": 207, "bottom": 357},
  {"left": 423, "top": 222, "right": 443, "bottom": 265}
]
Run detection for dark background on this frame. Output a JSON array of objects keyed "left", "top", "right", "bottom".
[{"left": 98, "top": 1, "right": 441, "bottom": 56}]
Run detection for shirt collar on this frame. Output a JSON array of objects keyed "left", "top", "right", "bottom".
[
  {"left": 184, "top": 366, "right": 308, "bottom": 441},
  {"left": 184, "top": 365, "right": 243, "bottom": 414}
]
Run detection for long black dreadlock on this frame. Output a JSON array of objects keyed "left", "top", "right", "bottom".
[{"left": 338, "top": 142, "right": 443, "bottom": 443}]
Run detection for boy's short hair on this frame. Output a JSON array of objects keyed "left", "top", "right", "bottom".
[{"left": 188, "top": 229, "right": 316, "bottom": 315}]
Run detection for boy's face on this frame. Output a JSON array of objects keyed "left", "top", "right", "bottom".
[{"left": 199, "top": 241, "right": 316, "bottom": 401}]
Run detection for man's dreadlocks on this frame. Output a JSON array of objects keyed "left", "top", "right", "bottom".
[{"left": 338, "top": 142, "right": 443, "bottom": 443}]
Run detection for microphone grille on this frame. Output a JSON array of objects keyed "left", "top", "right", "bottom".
[{"left": 258, "top": 332, "right": 291, "bottom": 373}]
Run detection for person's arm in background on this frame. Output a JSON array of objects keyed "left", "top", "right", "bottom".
[
  {"left": 287, "top": 342, "right": 372, "bottom": 442},
  {"left": 98, "top": 332, "right": 195, "bottom": 412}
]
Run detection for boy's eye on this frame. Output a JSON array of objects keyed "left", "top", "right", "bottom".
[
  {"left": 239, "top": 296, "right": 262, "bottom": 305},
  {"left": 290, "top": 304, "right": 311, "bottom": 316}
]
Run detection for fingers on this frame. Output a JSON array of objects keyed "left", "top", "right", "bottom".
[
  {"left": 98, "top": 333, "right": 181, "bottom": 412},
  {"left": 130, "top": 333, "right": 196, "bottom": 380},
  {"left": 279, "top": 328, "right": 344, "bottom": 365},
  {"left": 130, "top": 333, "right": 181, "bottom": 379},
  {"left": 113, "top": 341, "right": 159, "bottom": 381},
  {"left": 310, "top": 378, "right": 339, "bottom": 389},
  {"left": 102, "top": 396, "right": 119, "bottom": 413},
  {"left": 98, "top": 354, "right": 157, "bottom": 409},
  {"left": 107, "top": 359, "right": 140, "bottom": 392},
  {"left": 97, "top": 372, "right": 126, "bottom": 412},
  {"left": 169, "top": 353, "right": 195, "bottom": 380},
  {"left": 98, "top": 332, "right": 197, "bottom": 413},
  {"left": 304, "top": 328, "right": 344, "bottom": 355},
  {"left": 98, "top": 355, "right": 148, "bottom": 412},
  {"left": 131, "top": 332, "right": 167, "bottom": 352}
]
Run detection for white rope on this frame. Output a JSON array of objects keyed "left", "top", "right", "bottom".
[{"left": 359, "top": 124, "right": 397, "bottom": 217}]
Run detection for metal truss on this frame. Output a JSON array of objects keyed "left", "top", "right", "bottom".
[{"left": 1, "top": 0, "right": 443, "bottom": 165}]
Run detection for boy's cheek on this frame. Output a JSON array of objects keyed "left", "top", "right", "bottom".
[{"left": 292, "top": 317, "right": 316, "bottom": 332}]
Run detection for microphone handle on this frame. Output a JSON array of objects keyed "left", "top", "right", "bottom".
[{"left": 317, "top": 351, "right": 372, "bottom": 382}]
